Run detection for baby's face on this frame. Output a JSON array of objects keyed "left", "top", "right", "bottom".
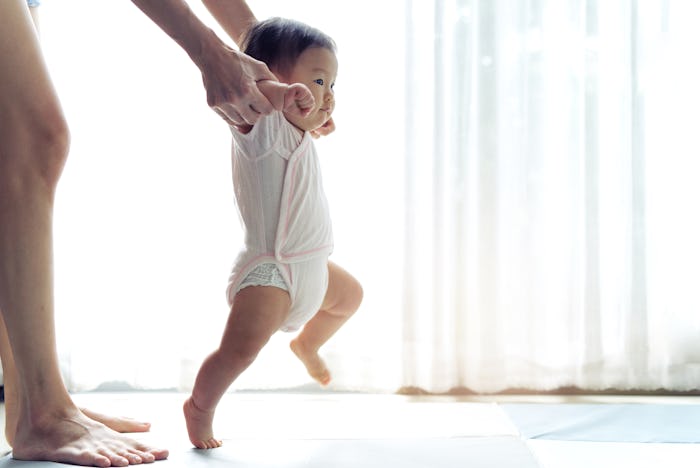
[{"left": 279, "top": 47, "right": 338, "bottom": 132}]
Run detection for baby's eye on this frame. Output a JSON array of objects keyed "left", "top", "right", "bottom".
[{"left": 314, "top": 78, "right": 324, "bottom": 86}]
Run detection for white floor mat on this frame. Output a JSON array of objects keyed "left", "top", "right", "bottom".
[
  {"left": 2, "top": 393, "right": 700, "bottom": 467},
  {"left": 528, "top": 439, "right": 700, "bottom": 468},
  {"left": 0, "top": 393, "right": 535, "bottom": 468}
]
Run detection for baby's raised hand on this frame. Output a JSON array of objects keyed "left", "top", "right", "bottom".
[
  {"left": 283, "top": 83, "right": 315, "bottom": 118},
  {"left": 256, "top": 80, "right": 315, "bottom": 118}
]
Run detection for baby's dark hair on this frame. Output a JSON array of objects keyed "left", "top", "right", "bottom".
[{"left": 242, "top": 17, "right": 336, "bottom": 77}]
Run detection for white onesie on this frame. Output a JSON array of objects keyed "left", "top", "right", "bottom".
[{"left": 226, "top": 112, "right": 334, "bottom": 332}]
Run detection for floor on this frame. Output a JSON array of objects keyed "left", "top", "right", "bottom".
[{"left": 1, "top": 392, "right": 699, "bottom": 467}]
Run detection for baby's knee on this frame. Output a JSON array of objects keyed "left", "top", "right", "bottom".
[
  {"left": 224, "top": 333, "right": 270, "bottom": 367},
  {"left": 350, "top": 279, "right": 363, "bottom": 312},
  {"left": 341, "top": 277, "right": 363, "bottom": 316}
]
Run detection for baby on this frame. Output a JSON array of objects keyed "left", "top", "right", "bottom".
[{"left": 183, "top": 17, "right": 363, "bottom": 449}]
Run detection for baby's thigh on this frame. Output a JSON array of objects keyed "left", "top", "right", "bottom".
[{"left": 222, "top": 286, "right": 291, "bottom": 353}]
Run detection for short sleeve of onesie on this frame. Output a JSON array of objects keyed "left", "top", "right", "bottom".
[{"left": 230, "top": 113, "right": 292, "bottom": 161}]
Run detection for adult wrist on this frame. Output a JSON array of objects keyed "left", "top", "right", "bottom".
[{"left": 187, "top": 25, "right": 229, "bottom": 69}]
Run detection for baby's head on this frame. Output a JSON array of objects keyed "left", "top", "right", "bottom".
[{"left": 242, "top": 17, "right": 337, "bottom": 132}]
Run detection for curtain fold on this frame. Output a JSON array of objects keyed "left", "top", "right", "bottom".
[{"left": 401, "top": 0, "right": 700, "bottom": 393}]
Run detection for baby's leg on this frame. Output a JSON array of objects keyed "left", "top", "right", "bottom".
[
  {"left": 290, "top": 262, "right": 363, "bottom": 385},
  {"left": 184, "top": 286, "right": 290, "bottom": 449}
]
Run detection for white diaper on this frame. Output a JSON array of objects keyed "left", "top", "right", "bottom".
[
  {"left": 229, "top": 257, "right": 329, "bottom": 332},
  {"left": 238, "top": 263, "right": 289, "bottom": 292}
]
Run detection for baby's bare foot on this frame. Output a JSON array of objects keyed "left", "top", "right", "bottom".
[
  {"left": 183, "top": 397, "right": 222, "bottom": 449},
  {"left": 290, "top": 339, "right": 331, "bottom": 386},
  {"left": 81, "top": 408, "right": 151, "bottom": 434},
  {"left": 11, "top": 406, "right": 168, "bottom": 467}
]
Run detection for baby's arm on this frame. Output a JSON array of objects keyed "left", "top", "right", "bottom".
[{"left": 257, "top": 80, "right": 315, "bottom": 118}]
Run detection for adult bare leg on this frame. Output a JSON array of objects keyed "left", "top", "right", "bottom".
[
  {"left": 1, "top": 316, "right": 151, "bottom": 448},
  {"left": 290, "top": 261, "right": 362, "bottom": 385},
  {"left": 0, "top": 1, "right": 167, "bottom": 465},
  {"left": 0, "top": 314, "right": 18, "bottom": 446}
]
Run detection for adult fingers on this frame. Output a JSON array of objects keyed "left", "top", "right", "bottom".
[
  {"left": 247, "top": 84, "right": 275, "bottom": 115},
  {"left": 213, "top": 105, "right": 245, "bottom": 127}
]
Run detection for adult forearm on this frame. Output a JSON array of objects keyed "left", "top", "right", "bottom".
[
  {"left": 201, "top": 0, "right": 257, "bottom": 48},
  {"left": 131, "top": 0, "right": 224, "bottom": 68},
  {"left": 132, "top": 0, "right": 279, "bottom": 126}
]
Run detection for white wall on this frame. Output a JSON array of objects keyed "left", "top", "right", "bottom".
[{"left": 38, "top": 0, "right": 406, "bottom": 391}]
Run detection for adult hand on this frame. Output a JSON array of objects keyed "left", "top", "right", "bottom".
[
  {"left": 130, "top": 0, "right": 280, "bottom": 128},
  {"left": 200, "top": 45, "right": 279, "bottom": 127}
]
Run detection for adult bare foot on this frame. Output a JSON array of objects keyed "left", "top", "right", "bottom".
[
  {"left": 2, "top": 390, "right": 149, "bottom": 446},
  {"left": 80, "top": 408, "right": 151, "bottom": 434},
  {"left": 183, "top": 397, "right": 222, "bottom": 449},
  {"left": 3, "top": 392, "right": 148, "bottom": 446},
  {"left": 11, "top": 405, "right": 168, "bottom": 467},
  {"left": 290, "top": 339, "right": 331, "bottom": 386}
]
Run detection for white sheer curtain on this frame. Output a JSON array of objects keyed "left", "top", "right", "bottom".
[
  {"left": 39, "top": 0, "right": 700, "bottom": 394},
  {"left": 402, "top": 0, "right": 700, "bottom": 393}
]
